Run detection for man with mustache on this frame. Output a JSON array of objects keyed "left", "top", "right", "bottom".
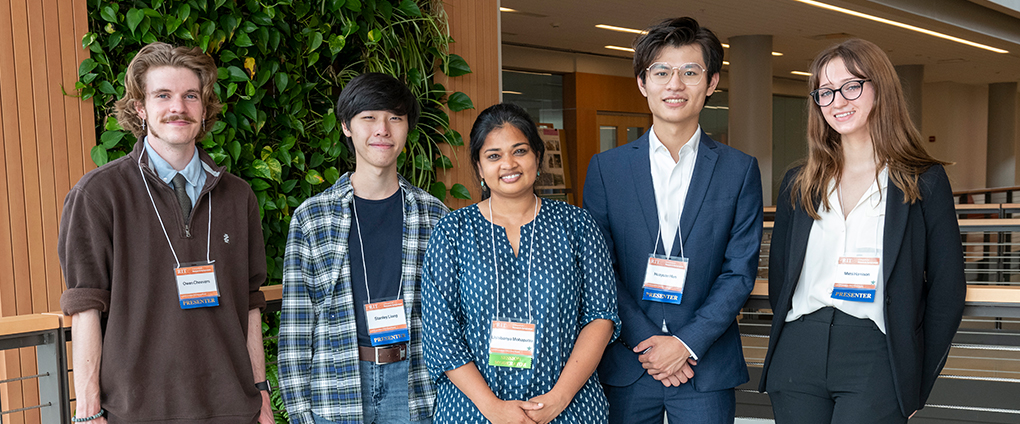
[{"left": 58, "top": 42, "right": 274, "bottom": 423}]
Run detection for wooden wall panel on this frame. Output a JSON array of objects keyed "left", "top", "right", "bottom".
[
  {"left": 564, "top": 72, "right": 648, "bottom": 204},
  {"left": 438, "top": 0, "right": 500, "bottom": 210},
  {"left": 0, "top": 0, "right": 94, "bottom": 421}
]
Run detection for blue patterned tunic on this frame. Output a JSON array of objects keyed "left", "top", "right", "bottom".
[{"left": 423, "top": 199, "right": 620, "bottom": 423}]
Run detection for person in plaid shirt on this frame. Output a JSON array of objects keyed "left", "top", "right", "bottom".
[{"left": 278, "top": 73, "right": 448, "bottom": 424}]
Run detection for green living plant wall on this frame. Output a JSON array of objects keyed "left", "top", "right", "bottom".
[{"left": 74, "top": 0, "right": 472, "bottom": 420}]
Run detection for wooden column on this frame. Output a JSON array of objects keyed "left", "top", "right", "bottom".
[
  {"left": 438, "top": 0, "right": 500, "bottom": 210},
  {"left": 0, "top": 0, "right": 94, "bottom": 421}
]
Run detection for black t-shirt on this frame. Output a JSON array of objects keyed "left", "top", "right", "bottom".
[{"left": 349, "top": 190, "right": 404, "bottom": 347}]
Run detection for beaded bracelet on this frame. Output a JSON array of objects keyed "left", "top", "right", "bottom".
[{"left": 71, "top": 408, "right": 106, "bottom": 422}]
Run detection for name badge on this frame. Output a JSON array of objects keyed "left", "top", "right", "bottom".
[
  {"left": 642, "top": 254, "right": 688, "bottom": 305},
  {"left": 831, "top": 256, "right": 880, "bottom": 302},
  {"left": 364, "top": 299, "right": 410, "bottom": 346},
  {"left": 175, "top": 262, "right": 219, "bottom": 309},
  {"left": 488, "top": 320, "right": 536, "bottom": 369}
]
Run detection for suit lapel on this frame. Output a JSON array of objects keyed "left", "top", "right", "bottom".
[
  {"left": 628, "top": 138, "right": 660, "bottom": 247},
  {"left": 883, "top": 182, "right": 908, "bottom": 285},
  {"left": 677, "top": 133, "right": 719, "bottom": 251}
]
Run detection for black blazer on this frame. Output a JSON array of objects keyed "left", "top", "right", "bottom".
[{"left": 759, "top": 164, "right": 966, "bottom": 416}]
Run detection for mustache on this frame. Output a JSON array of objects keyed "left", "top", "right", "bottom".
[{"left": 161, "top": 115, "right": 197, "bottom": 124}]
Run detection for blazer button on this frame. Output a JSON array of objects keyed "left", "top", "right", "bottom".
[{"left": 885, "top": 298, "right": 891, "bottom": 305}]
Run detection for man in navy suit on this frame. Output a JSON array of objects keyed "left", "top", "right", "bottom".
[{"left": 584, "top": 17, "right": 763, "bottom": 423}]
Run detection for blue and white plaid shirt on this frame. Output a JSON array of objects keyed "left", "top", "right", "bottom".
[{"left": 278, "top": 173, "right": 448, "bottom": 424}]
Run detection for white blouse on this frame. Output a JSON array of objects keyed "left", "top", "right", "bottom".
[{"left": 786, "top": 167, "right": 889, "bottom": 333}]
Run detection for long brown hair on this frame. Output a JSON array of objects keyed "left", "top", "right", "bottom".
[
  {"left": 792, "top": 38, "right": 947, "bottom": 219},
  {"left": 114, "top": 42, "right": 222, "bottom": 140}
]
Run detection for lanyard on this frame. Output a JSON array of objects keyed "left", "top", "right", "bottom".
[
  {"left": 351, "top": 189, "right": 406, "bottom": 302},
  {"left": 491, "top": 195, "right": 538, "bottom": 322},
  {"left": 137, "top": 150, "right": 213, "bottom": 267},
  {"left": 652, "top": 205, "right": 685, "bottom": 259}
]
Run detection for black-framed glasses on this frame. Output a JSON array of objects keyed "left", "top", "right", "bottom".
[
  {"left": 645, "top": 62, "right": 706, "bottom": 85},
  {"left": 810, "top": 79, "right": 870, "bottom": 107}
]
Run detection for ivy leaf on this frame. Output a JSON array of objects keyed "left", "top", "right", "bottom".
[
  {"left": 176, "top": 26, "right": 194, "bottom": 40},
  {"left": 429, "top": 182, "right": 447, "bottom": 201},
  {"left": 447, "top": 92, "right": 474, "bottom": 112},
  {"left": 226, "top": 82, "right": 237, "bottom": 98},
  {"left": 308, "top": 31, "right": 323, "bottom": 53},
  {"left": 227, "top": 139, "right": 241, "bottom": 160},
  {"left": 97, "top": 81, "right": 117, "bottom": 95},
  {"left": 366, "top": 28, "right": 382, "bottom": 44},
  {"left": 309, "top": 153, "right": 324, "bottom": 168},
  {"left": 244, "top": 57, "right": 256, "bottom": 78},
  {"left": 396, "top": 0, "right": 421, "bottom": 17},
  {"left": 451, "top": 183, "right": 471, "bottom": 200},
  {"left": 165, "top": 16, "right": 181, "bottom": 34},
  {"left": 322, "top": 112, "right": 336, "bottom": 133},
  {"left": 414, "top": 154, "right": 432, "bottom": 171},
  {"left": 304, "top": 169, "right": 325, "bottom": 185},
  {"left": 236, "top": 99, "right": 257, "bottom": 122},
  {"left": 100, "top": 6, "right": 117, "bottom": 23},
  {"left": 142, "top": 32, "right": 158, "bottom": 44},
  {"left": 228, "top": 66, "right": 248, "bottom": 81},
  {"left": 104, "top": 117, "right": 122, "bottom": 131},
  {"left": 126, "top": 9, "right": 144, "bottom": 33},
  {"left": 252, "top": 159, "right": 272, "bottom": 179},
  {"left": 345, "top": 0, "right": 362, "bottom": 12},
  {"left": 235, "top": 31, "right": 254, "bottom": 48},
  {"left": 250, "top": 178, "right": 271, "bottom": 191},
  {"left": 438, "top": 155, "right": 453, "bottom": 169},
  {"left": 82, "top": 32, "right": 97, "bottom": 48},
  {"left": 444, "top": 54, "right": 472, "bottom": 77},
  {"left": 251, "top": 12, "right": 272, "bottom": 26},
  {"left": 324, "top": 167, "right": 340, "bottom": 184},
  {"left": 78, "top": 58, "right": 98, "bottom": 76},
  {"left": 328, "top": 34, "right": 345, "bottom": 56},
  {"left": 445, "top": 129, "right": 464, "bottom": 146},
  {"left": 90, "top": 145, "right": 109, "bottom": 166},
  {"left": 281, "top": 179, "right": 298, "bottom": 193},
  {"left": 100, "top": 130, "right": 127, "bottom": 149},
  {"left": 178, "top": 4, "right": 191, "bottom": 22},
  {"left": 266, "top": 158, "right": 283, "bottom": 182},
  {"left": 274, "top": 72, "right": 289, "bottom": 92}
]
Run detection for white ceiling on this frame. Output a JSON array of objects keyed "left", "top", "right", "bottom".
[{"left": 499, "top": 0, "right": 1020, "bottom": 86}]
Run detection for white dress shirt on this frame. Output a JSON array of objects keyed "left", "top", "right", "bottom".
[
  {"left": 648, "top": 125, "right": 702, "bottom": 358},
  {"left": 787, "top": 167, "right": 889, "bottom": 333},
  {"left": 649, "top": 126, "right": 701, "bottom": 256}
]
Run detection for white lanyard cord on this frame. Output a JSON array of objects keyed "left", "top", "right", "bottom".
[
  {"left": 490, "top": 195, "right": 538, "bottom": 322},
  {"left": 137, "top": 150, "right": 213, "bottom": 268},
  {"left": 652, "top": 206, "right": 685, "bottom": 259},
  {"left": 352, "top": 188, "right": 406, "bottom": 302}
]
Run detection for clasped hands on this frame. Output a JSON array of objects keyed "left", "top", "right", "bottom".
[
  {"left": 482, "top": 389, "right": 568, "bottom": 424},
  {"left": 633, "top": 335, "right": 697, "bottom": 387}
]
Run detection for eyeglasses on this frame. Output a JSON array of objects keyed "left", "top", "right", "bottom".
[
  {"left": 810, "top": 79, "right": 870, "bottom": 107},
  {"left": 645, "top": 62, "right": 706, "bottom": 85}
]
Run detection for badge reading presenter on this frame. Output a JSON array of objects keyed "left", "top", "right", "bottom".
[
  {"left": 642, "top": 254, "right": 688, "bottom": 305},
  {"left": 175, "top": 263, "right": 220, "bottom": 309},
  {"left": 831, "top": 256, "right": 880, "bottom": 302},
  {"left": 488, "top": 320, "right": 536, "bottom": 369},
  {"left": 364, "top": 299, "right": 410, "bottom": 346}
]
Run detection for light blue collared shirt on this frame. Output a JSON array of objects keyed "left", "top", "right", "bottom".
[{"left": 143, "top": 137, "right": 207, "bottom": 208}]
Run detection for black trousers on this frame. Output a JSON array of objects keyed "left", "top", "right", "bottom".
[{"left": 766, "top": 307, "right": 907, "bottom": 424}]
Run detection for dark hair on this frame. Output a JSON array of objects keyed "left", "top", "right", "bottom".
[
  {"left": 633, "top": 17, "right": 724, "bottom": 85},
  {"left": 114, "top": 42, "right": 221, "bottom": 140},
  {"left": 469, "top": 103, "right": 546, "bottom": 200},
  {"left": 335, "top": 73, "right": 420, "bottom": 150}
]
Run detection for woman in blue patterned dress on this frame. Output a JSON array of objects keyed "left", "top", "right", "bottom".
[{"left": 423, "top": 103, "right": 620, "bottom": 424}]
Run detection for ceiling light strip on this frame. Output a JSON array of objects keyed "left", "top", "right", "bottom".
[
  {"left": 793, "top": 0, "right": 1008, "bottom": 54},
  {"left": 605, "top": 45, "right": 635, "bottom": 52},
  {"left": 596, "top": 24, "right": 647, "bottom": 34}
]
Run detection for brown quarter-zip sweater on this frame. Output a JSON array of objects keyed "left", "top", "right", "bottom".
[{"left": 59, "top": 140, "right": 267, "bottom": 423}]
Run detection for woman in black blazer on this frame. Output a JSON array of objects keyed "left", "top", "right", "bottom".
[{"left": 758, "top": 38, "right": 966, "bottom": 423}]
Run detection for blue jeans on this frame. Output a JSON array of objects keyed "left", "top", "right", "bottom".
[{"left": 311, "top": 359, "right": 431, "bottom": 424}]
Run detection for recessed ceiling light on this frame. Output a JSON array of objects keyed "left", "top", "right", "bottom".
[
  {"left": 605, "top": 45, "right": 635, "bottom": 52},
  {"left": 500, "top": 7, "right": 516, "bottom": 12},
  {"left": 793, "top": 0, "right": 1008, "bottom": 53},
  {"left": 596, "top": 24, "right": 647, "bottom": 34},
  {"left": 723, "top": 61, "right": 730, "bottom": 65},
  {"left": 791, "top": 71, "right": 813, "bottom": 76},
  {"left": 772, "top": 52, "right": 783, "bottom": 56}
]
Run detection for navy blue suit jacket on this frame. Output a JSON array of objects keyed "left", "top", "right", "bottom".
[
  {"left": 584, "top": 130, "right": 763, "bottom": 391},
  {"left": 759, "top": 165, "right": 966, "bottom": 415}
]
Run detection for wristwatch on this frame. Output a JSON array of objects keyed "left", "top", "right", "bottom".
[{"left": 255, "top": 380, "right": 272, "bottom": 394}]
